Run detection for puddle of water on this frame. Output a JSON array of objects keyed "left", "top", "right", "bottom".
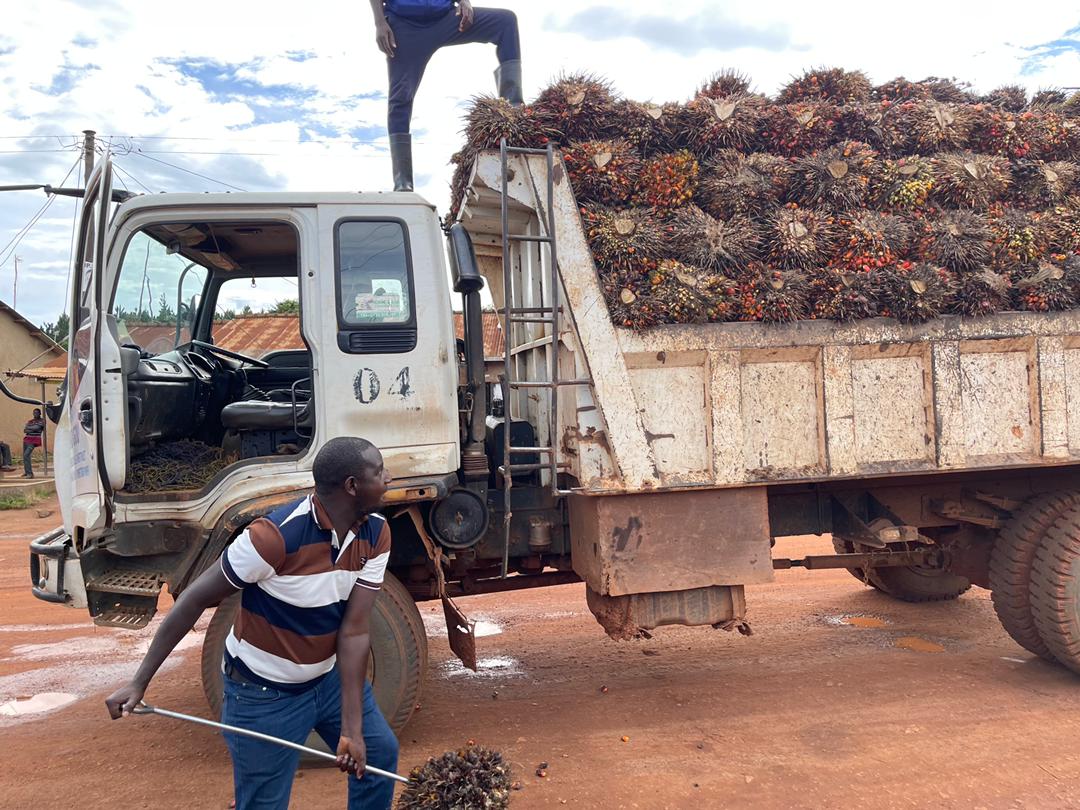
[
  {"left": 842, "top": 616, "right": 888, "bottom": 629},
  {"left": 422, "top": 614, "right": 503, "bottom": 638},
  {"left": 441, "top": 656, "right": 524, "bottom": 679},
  {"left": 894, "top": 636, "right": 945, "bottom": 653},
  {"left": 0, "top": 692, "right": 78, "bottom": 717}
]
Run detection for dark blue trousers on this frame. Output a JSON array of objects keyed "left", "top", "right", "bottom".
[
  {"left": 386, "top": 7, "right": 520, "bottom": 134},
  {"left": 221, "top": 668, "right": 399, "bottom": 809}
]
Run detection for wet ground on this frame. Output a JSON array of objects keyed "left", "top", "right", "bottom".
[{"left": 4, "top": 496, "right": 1080, "bottom": 808}]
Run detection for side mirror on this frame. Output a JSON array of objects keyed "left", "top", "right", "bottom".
[{"left": 447, "top": 223, "right": 484, "bottom": 295}]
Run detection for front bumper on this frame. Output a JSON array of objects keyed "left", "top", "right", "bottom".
[{"left": 29, "top": 528, "right": 86, "bottom": 607}]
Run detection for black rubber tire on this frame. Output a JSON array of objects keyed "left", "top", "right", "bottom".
[
  {"left": 832, "top": 534, "right": 971, "bottom": 603},
  {"left": 989, "top": 492, "right": 1080, "bottom": 660},
  {"left": 200, "top": 572, "right": 428, "bottom": 733},
  {"left": 1030, "top": 506, "right": 1080, "bottom": 675}
]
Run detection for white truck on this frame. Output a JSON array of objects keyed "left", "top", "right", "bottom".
[{"left": 21, "top": 148, "right": 1080, "bottom": 732}]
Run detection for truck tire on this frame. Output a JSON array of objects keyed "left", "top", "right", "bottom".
[
  {"left": 989, "top": 492, "right": 1080, "bottom": 661},
  {"left": 200, "top": 572, "right": 428, "bottom": 734},
  {"left": 832, "top": 534, "right": 971, "bottom": 603},
  {"left": 1030, "top": 506, "right": 1080, "bottom": 675}
]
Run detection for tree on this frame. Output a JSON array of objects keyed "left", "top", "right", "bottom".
[
  {"left": 270, "top": 299, "right": 300, "bottom": 315},
  {"left": 41, "top": 313, "right": 70, "bottom": 348},
  {"left": 153, "top": 292, "right": 176, "bottom": 324}
]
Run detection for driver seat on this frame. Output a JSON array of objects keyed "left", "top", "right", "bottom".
[{"left": 220, "top": 400, "right": 311, "bottom": 432}]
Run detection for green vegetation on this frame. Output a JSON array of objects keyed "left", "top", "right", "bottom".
[{"left": 0, "top": 488, "right": 52, "bottom": 511}]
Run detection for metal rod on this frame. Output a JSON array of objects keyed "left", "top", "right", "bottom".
[
  {"left": 508, "top": 446, "right": 554, "bottom": 453},
  {"left": 500, "top": 138, "right": 512, "bottom": 580},
  {"left": 505, "top": 146, "right": 549, "bottom": 155},
  {"left": 132, "top": 704, "right": 407, "bottom": 784},
  {"left": 508, "top": 379, "right": 591, "bottom": 388},
  {"left": 508, "top": 316, "right": 553, "bottom": 324},
  {"left": 546, "top": 143, "right": 560, "bottom": 496},
  {"left": 496, "top": 306, "right": 554, "bottom": 315},
  {"left": 40, "top": 380, "right": 48, "bottom": 476},
  {"left": 498, "top": 462, "right": 571, "bottom": 473},
  {"left": 507, "top": 234, "right": 553, "bottom": 243}
]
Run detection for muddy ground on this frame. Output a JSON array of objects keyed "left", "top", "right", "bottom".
[{"left": 4, "top": 496, "right": 1080, "bottom": 809}]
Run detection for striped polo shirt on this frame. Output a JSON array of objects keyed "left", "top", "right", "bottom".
[{"left": 220, "top": 494, "right": 391, "bottom": 690}]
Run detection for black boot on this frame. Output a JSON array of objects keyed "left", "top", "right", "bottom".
[
  {"left": 494, "top": 59, "right": 523, "bottom": 106},
  {"left": 389, "top": 133, "right": 413, "bottom": 192}
]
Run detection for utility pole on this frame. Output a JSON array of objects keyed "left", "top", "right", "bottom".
[{"left": 82, "top": 130, "right": 95, "bottom": 185}]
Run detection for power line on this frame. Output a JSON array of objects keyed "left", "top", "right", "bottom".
[
  {"left": 112, "top": 161, "right": 154, "bottom": 194},
  {"left": 128, "top": 150, "right": 247, "bottom": 192},
  {"left": 0, "top": 155, "right": 82, "bottom": 270}
]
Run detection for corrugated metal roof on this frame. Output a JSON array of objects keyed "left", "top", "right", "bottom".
[{"left": 453, "top": 311, "right": 504, "bottom": 358}]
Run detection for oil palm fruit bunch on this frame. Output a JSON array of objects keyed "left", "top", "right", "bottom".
[
  {"left": 581, "top": 204, "right": 667, "bottom": 272},
  {"left": 836, "top": 102, "right": 889, "bottom": 151},
  {"left": 1061, "top": 92, "right": 1080, "bottom": 118},
  {"left": 790, "top": 140, "right": 877, "bottom": 209},
  {"left": 697, "top": 69, "right": 753, "bottom": 99},
  {"left": 835, "top": 210, "right": 911, "bottom": 271},
  {"left": 738, "top": 264, "right": 810, "bottom": 323},
  {"left": 988, "top": 208, "right": 1045, "bottom": 269},
  {"left": 808, "top": 266, "right": 880, "bottom": 321},
  {"left": 448, "top": 148, "right": 477, "bottom": 222},
  {"left": 760, "top": 102, "right": 839, "bottom": 157},
  {"left": 930, "top": 151, "right": 1011, "bottom": 208},
  {"left": 608, "top": 100, "right": 680, "bottom": 156},
  {"left": 1033, "top": 112, "right": 1077, "bottom": 161},
  {"left": 666, "top": 203, "right": 759, "bottom": 272},
  {"left": 648, "top": 259, "right": 711, "bottom": 324},
  {"left": 600, "top": 262, "right": 663, "bottom": 330},
  {"left": 917, "top": 77, "right": 975, "bottom": 104},
  {"left": 971, "top": 107, "right": 1041, "bottom": 159},
  {"left": 633, "top": 150, "right": 699, "bottom": 209},
  {"left": 1013, "top": 256, "right": 1080, "bottom": 312},
  {"left": 696, "top": 151, "right": 793, "bottom": 218},
  {"left": 1031, "top": 89, "right": 1069, "bottom": 111},
  {"left": 397, "top": 744, "right": 513, "bottom": 810},
  {"left": 679, "top": 92, "right": 766, "bottom": 158},
  {"left": 778, "top": 67, "right": 873, "bottom": 104},
  {"left": 878, "top": 261, "right": 957, "bottom": 322},
  {"left": 908, "top": 101, "right": 976, "bottom": 153},
  {"left": 873, "top": 156, "right": 934, "bottom": 211},
  {"left": 874, "top": 77, "right": 929, "bottom": 102},
  {"left": 698, "top": 273, "right": 741, "bottom": 321},
  {"left": 464, "top": 96, "right": 553, "bottom": 150},
  {"left": 563, "top": 139, "right": 641, "bottom": 206},
  {"left": 982, "top": 85, "right": 1028, "bottom": 112},
  {"left": 764, "top": 204, "right": 837, "bottom": 269},
  {"left": 1011, "top": 159, "right": 1079, "bottom": 206},
  {"left": 950, "top": 266, "right": 1012, "bottom": 316},
  {"left": 1046, "top": 196, "right": 1080, "bottom": 254},
  {"left": 916, "top": 210, "right": 992, "bottom": 271},
  {"left": 532, "top": 72, "right": 617, "bottom": 142}
]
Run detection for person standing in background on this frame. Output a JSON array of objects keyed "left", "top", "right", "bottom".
[
  {"left": 22, "top": 408, "right": 44, "bottom": 478},
  {"left": 370, "top": 0, "right": 522, "bottom": 191}
]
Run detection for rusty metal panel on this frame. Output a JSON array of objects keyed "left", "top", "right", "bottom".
[
  {"left": 568, "top": 488, "right": 773, "bottom": 597},
  {"left": 586, "top": 583, "right": 746, "bottom": 640},
  {"left": 850, "top": 345, "right": 935, "bottom": 468},
  {"left": 959, "top": 339, "right": 1038, "bottom": 462}
]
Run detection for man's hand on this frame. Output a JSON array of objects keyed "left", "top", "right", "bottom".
[
  {"left": 376, "top": 19, "right": 397, "bottom": 57},
  {"left": 105, "top": 680, "right": 146, "bottom": 719},
  {"left": 457, "top": 0, "right": 474, "bottom": 31},
  {"left": 337, "top": 735, "right": 367, "bottom": 776}
]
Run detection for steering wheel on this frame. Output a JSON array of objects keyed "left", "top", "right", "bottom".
[{"left": 190, "top": 339, "right": 270, "bottom": 369}]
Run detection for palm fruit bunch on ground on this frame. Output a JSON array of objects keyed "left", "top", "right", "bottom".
[
  {"left": 452, "top": 67, "right": 1080, "bottom": 327},
  {"left": 396, "top": 744, "right": 513, "bottom": 810}
]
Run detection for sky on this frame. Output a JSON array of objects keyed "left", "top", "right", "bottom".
[{"left": 0, "top": 0, "right": 1078, "bottom": 335}]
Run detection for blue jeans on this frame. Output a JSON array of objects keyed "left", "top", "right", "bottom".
[{"left": 221, "top": 668, "right": 399, "bottom": 810}]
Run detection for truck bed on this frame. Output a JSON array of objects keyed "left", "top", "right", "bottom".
[{"left": 458, "top": 150, "right": 1080, "bottom": 495}]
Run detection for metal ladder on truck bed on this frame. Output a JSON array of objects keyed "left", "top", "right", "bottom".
[{"left": 497, "top": 139, "right": 591, "bottom": 577}]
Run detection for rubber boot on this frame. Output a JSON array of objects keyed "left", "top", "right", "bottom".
[
  {"left": 389, "top": 133, "right": 413, "bottom": 192},
  {"left": 494, "top": 59, "right": 523, "bottom": 106}
]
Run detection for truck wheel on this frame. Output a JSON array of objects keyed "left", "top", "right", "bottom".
[
  {"left": 832, "top": 535, "right": 970, "bottom": 603},
  {"left": 1030, "top": 506, "right": 1080, "bottom": 675},
  {"left": 200, "top": 572, "right": 428, "bottom": 733},
  {"left": 989, "top": 492, "right": 1080, "bottom": 661}
]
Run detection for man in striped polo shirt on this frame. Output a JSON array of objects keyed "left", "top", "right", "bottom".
[{"left": 107, "top": 437, "right": 399, "bottom": 809}]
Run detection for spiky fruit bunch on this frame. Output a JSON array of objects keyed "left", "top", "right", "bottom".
[
  {"left": 564, "top": 139, "right": 641, "bottom": 206},
  {"left": 696, "top": 151, "right": 793, "bottom": 218},
  {"left": 873, "top": 156, "right": 935, "bottom": 210},
  {"left": 464, "top": 96, "right": 553, "bottom": 151},
  {"left": 918, "top": 77, "right": 975, "bottom": 104},
  {"left": 930, "top": 151, "right": 1011, "bottom": 208},
  {"left": 397, "top": 745, "right": 513, "bottom": 810},
  {"left": 1034, "top": 112, "right": 1077, "bottom": 161},
  {"left": 698, "top": 273, "right": 741, "bottom": 321},
  {"left": 1031, "top": 89, "right": 1069, "bottom": 111},
  {"left": 697, "top": 69, "right": 752, "bottom": 99},
  {"left": 1046, "top": 196, "right": 1080, "bottom": 254},
  {"left": 1013, "top": 256, "right": 1080, "bottom": 312},
  {"left": 581, "top": 204, "right": 667, "bottom": 272},
  {"left": 907, "top": 101, "right": 977, "bottom": 153},
  {"left": 982, "top": 85, "right": 1028, "bottom": 112},
  {"left": 1011, "top": 159, "right": 1079, "bottom": 206},
  {"left": 790, "top": 140, "right": 877, "bottom": 209},
  {"left": 608, "top": 100, "right": 680, "bottom": 156},
  {"left": 874, "top": 77, "right": 928, "bottom": 102},
  {"left": 667, "top": 203, "right": 759, "bottom": 271},
  {"left": 878, "top": 262, "right": 957, "bottom": 322},
  {"left": 1061, "top": 92, "right": 1080, "bottom": 118},
  {"left": 989, "top": 208, "right": 1045, "bottom": 269},
  {"left": 760, "top": 102, "right": 840, "bottom": 156},
  {"left": 738, "top": 265, "right": 810, "bottom": 322},
  {"left": 764, "top": 205, "right": 836, "bottom": 269},
  {"left": 916, "top": 210, "right": 992, "bottom": 271},
  {"left": 633, "top": 150, "right": 699, "bottom": 209},
  {"left": 808, "top": 267, "right": 879, "bottom": 321},
  {"left": 836, "top": 102, "right": 889, "bottom": 151},
  {"left": 679, "top": 93, "right": 766, "bottom": 157},
  {"left": 600, "top": 262, "right": 664, "bottom": 330},
  {"left": 971, "top": 107, "right": 1042, "bottom": 159},
  {"left": 648, "top": 259, "right": 711, "bottom": 324},
  {"left": 778, "top": 67, "right": 873, "bottom": 104},
  {"left": 835, "top": 210, "right": 911, "bottom": 270},
  {"left": 951, "top": 267, "right": 1012, "bottom": 316},
  {"left": 532, "top": 72, "right": 617, "bottom": 142}
]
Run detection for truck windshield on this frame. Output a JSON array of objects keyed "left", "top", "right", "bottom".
[{"left": 112, "top": 231, "right": 207, "bottom": 355}]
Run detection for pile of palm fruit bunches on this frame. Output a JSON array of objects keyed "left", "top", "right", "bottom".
[{"left": 449, "top": 68, "right": 1080, "bottom": 328}]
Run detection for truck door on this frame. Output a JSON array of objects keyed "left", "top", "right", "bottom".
[{"left": 62, "top": 158, "right": 124, "bottom": 533}]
